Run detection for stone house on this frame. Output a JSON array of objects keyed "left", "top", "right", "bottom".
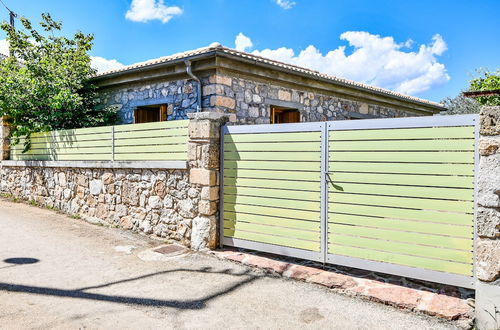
[{"left": 93, "top": 43, "right": 444, "bottom": 125}]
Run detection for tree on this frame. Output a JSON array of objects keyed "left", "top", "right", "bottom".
[
  {"left": 468, "top": 68, "right": 500, "bottom": 106},
  {"left": 440, "top": 92, "right": 481, "bottom": 115},
  {"left": 0, "top": 13, "right": 117, "bottom": 147}
]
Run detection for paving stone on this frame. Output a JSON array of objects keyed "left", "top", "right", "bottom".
[{"left": 307, "top": 271, "right": 357, "bottom": 289}]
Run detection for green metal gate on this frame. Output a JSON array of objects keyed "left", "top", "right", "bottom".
[{"left": 221, "top": 115, "right": 478, "bottom": 288}]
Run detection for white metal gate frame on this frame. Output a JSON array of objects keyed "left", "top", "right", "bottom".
[{"left": 220, "top": 114, "right": 479, "bottom": 289}]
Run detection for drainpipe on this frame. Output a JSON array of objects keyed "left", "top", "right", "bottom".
[{"left": 185, "top": 60, "right": 202, "bottom": 112}]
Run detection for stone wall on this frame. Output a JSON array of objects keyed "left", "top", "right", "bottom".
[
  {"left": 97, "top": 74, "right": 422, "bottom": 126},
  {"left": 98, "top": 78, "right": 204, "bottom": 123},
  {"left": 0, "top": 166, "right": 196, "bottom": 245},
  {"left": 475, "top": 106, "right": 500, "bottom": 330},
  {"left": 0, "top": 112, "right": 228, "bottom": 250},
  {"left": 202, "top": 74, "right": 419, "bottom": 125}
]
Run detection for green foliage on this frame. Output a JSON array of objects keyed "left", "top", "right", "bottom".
[
  {"left": 0, "top": 13, "right": 117, "bottom": 147},
  {"left": 440, "top": 92, "right": 481, "bottom": 115},
  {"left": 469, "top": 69, "right": 500, "bottom": 106}
]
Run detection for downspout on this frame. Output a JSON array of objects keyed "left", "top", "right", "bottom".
[{"left": 185, "top": 60, "right": 202, "bottom": 112}]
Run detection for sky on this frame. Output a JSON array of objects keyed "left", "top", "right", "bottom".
[{"left": 0, "top": 0, "right": 499, "bottom": 102}]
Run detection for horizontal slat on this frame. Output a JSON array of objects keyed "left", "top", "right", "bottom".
[
  {"left": 330, "top": 126, "right": 475, "bottom": 141},
  {"left": 329, "top": 245, "right": 472, "bottom": 276},
  {"left": 329, "top": 193, "right": 473, "bottom": 213},
  {"left": 12, "top": 154, "right": 112, "bottom": 161},
  {"left": 224, "top": 169, "right": 320, "bottom": 182},
  {"left": 224, "top": 160, "right": 321, "bottom": 171},
  {"left": 330, "top": 233, "right": 472, "bottom": 263},
  {"left": 329, "top": 162, "right": 474, "bottom": 176},
  {"left": 114, "top": 144, "right": 187, "bottom": 153},
  {"left": 114, "top": 153, "right": 187, "bottom": 161},
  {"left": 329, "top": 172, "right": 473, "bottom": 188},
  {"left": 328, "top": 214, "right": 473, "bottom": 241},
  {"left": 224, "top": 203, "right": 320, "bottom": 221},
  {"left": 12, "top": 147, "right": 112, "bottom": 156},
  {"left": 224, "top": 141, "right": 321, "bottom": 152},
  {"left": 225, "top": 132, "right": 321, "bottom": 143},
  {"left": 331, "top": 139, "right": 474, "bottom": 151},
  {"left": 114, "top": 127, "right": 188, "bottom": 139},
  {"left": 224, "top": 229, "right": 319, "bottom": 251},
  {"left": 224, "top": 194, "right": 320, "bottom": 211},
  {"left": 327, "top": 182, "right": 473, "bottom": 201},
  {"left": 223, "top": 177, "right": 320, "bottom": 191},
  {"left": 17, "top": 132, "right": 112, "bottom": 144},
  {"left": 224, "top": 221, "right": 319, "bottom": 241},
  {"left": 224, "top": 151, "right": 320, "bottom": 161},
  {"left": 114, "top": 135, "right": 188, "bottom": 146},
  {"left": 224, "top": 186, "right": 320, "bottom": 201},
  {"left": 329, "top": 151, "right": 474, "bottom": 163},
  {"left": 114, "top": 120, "right": 188, "bottom": 132},
  {"left": 12, "top": 139, "right": 112, "bottom": 150},
  {"left": 224, "top": 211, "right": 320, "bottom": 231},
  {"left": 329, "top": 204, "right": 473, "bottom": 225},
  {"left": 329, "top": 222, "right": 472, "bottom": 249}
]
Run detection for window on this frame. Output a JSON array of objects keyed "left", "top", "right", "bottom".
[
  {"left": 134, "top": 104, "right": 168, "bottom": 124},
  {"left": 270, "top": 106, "right": 300, "bottom": 124}
]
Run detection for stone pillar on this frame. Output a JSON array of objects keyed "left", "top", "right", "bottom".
[
  {"left": 0, "top": 116, "right": 10, "bottom": 160},
  {"left": 475, "top": 106, "right": 500, "bottom": 330},
  {"left": 187, "top": 112, "right": 228, "bottom": 250}
]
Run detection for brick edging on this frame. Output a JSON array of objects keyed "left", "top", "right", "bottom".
[{"left": 209, "top": 249, "right": 473, "bottom": 322}]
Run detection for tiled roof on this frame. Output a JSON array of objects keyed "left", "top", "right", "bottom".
[{"left": 95, "top": 43, "right": 443, "bottom": 108}]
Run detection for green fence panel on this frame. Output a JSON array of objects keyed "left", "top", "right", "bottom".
[{"left": 10, "top": 120, "right": 189, "bottom": 161}]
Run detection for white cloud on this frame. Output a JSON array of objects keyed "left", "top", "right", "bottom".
[
  {"left": 90, "top": 56, "right": 125, "bottom": 73},
  {"left": 242, "top": 32, "right": 449, "bottom": 95},
  {"left": 125, "top": 0, "right": 182, "bottom": 23},
  {"left": 275, "top": 0, "right": 296, "bottom": 9},
  {"left": 0, "top": 39, "right": 9, "bottom": 56},
  {"left": 235, "top": 33, "right": 253, "bottom": 52}
]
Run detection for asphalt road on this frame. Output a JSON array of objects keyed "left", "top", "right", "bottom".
[{"left": 0, "top": 199, "right": 460, "bottom": 330}]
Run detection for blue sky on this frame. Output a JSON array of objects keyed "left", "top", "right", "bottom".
[{"left": 0, "top": 0, "right": 499, "bottom": 102}]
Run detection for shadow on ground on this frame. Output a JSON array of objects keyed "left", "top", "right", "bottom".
[{"left": 0, "top": 266, "right": 261, "bottom": 310}]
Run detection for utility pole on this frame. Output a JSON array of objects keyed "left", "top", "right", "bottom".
[{"left": 0, "top": 0, "right": 16, "bottom": 28}]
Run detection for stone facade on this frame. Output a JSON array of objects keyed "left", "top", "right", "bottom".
[
  {"left": 98, "top": 78, "right": 203, "bottom": 123},
  {"left": 98, "top": 73, "right": 421, "bottom": 126},
  {"left": 475, "top": 106, "right": 500, "bottom": 330},
  {"left": 203, "top": 74, "right": 418, "bottom": 125},
  {"left": 0, "top": 166, "right": 198, "bottom": 245}
]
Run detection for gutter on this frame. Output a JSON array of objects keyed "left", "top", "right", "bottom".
[{"left": 184, "top": 60, "right": 202, "bottom": 112}]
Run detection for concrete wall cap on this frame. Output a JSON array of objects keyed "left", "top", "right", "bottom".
[{"left": 188, "top": 112, "right": 230, "bottom": 122}]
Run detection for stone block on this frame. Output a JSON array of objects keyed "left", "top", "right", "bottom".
[
  {"left": 148, "top": 196, "right": 162, "bottom": 209},
  {"left": 89, "top": 179, "right": 103, "bottom": 196},
  {"left": 480, "top": 106, "right": 500, "bottom": 136},
  {"left": 477, "top": 207, "right": 500, "bottom": 238},
  {"left": 201, "top": 143, "right": 220, "bottom": 169},
  {"left": 188, "top": 120, "right": 219, "bottom": 140},
  {"left": 476, "top": 238, "right": 500, "bottom": 282},
  {"left": 278, "top": 90, "right": 292, "bottom": 102},
  {"left": 210, "top": 96, "right": 236, "bottom": 109},
  {"left": 307, "top": 271, "right": 357, "bottom": 289},
  {"left": 190, "top": 168, "right": 217, "bottom": 186},
  {"left": 191, "top": 215, "right": 217, "bottom": 250},
  {"left": 199, "top": 200, "right": 217, "bottom": 216},
  {"left": 209, "top": 75, "right": 232, "bottom": 86},
  {"left": 479, "top": 137, "right": 500, "bottom": 156},
  {"left": 201, "top": 186, "right": 219, "bottom": 201},
  {"left": 478, "top": 154, "right": 500, "bottom": 207}
]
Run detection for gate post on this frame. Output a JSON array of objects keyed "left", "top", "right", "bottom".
[
  {"left": 0, "top": 116, "right": 10, "bottom": 160},
  {"left": 187, "top": 112, "right": 229, "bottom": 250},
  {"left": 475, "top": 106, "right": 500, "bottom": 330}
]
